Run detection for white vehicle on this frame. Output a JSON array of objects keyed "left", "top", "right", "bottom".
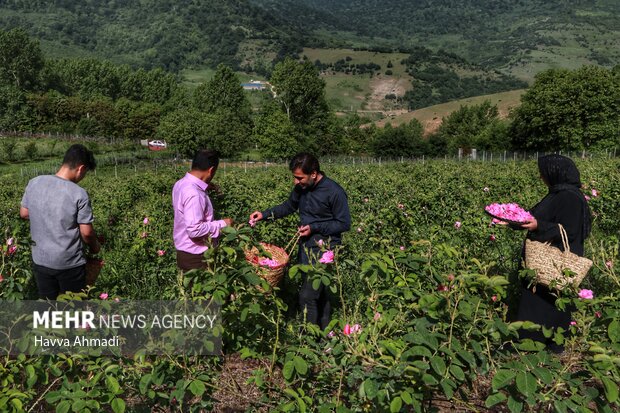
[{"left": 148, "top": 140, "right": 167, "bottom": 147}]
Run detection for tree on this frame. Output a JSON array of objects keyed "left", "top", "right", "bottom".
[
  {"left": 431, "top": 101, "right": 507, "bottom": 154},
  {"left": 270, "top": 57, "right": 329, "bottom": 127},
  {"left": 510, "top": 66, "right": 620, "bottom": 151},
  {"left": 253, "top": 103, "right": 301, "bottom": 160},
  {"left": 0, "top": 28, "right": 44, "bottom": 90},
  {"left": 371, "top": 120, "right": 427, "bottom": 157}
]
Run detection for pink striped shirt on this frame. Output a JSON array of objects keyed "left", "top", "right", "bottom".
[{"left": 172, "top": 172, "right": 226, "bottom": 254}]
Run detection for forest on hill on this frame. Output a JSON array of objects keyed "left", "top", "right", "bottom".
[{"left": 1, "top": 0, "right": 619, "bottom": 76}]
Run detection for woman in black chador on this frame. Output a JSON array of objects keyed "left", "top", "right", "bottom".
[{"left": 516, "top": 154, "right": 592, "bottom": 352}]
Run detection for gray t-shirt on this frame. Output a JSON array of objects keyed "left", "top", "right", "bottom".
[{"left": 21, "top": 175, "right": 94, "bottom": 270}]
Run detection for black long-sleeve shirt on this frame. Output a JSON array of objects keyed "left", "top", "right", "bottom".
[
  {"left": 528, "top": 190, "right": 588, "bottom": 256},
  {"left": 262, "top": 175, "right": 351, "bottom": 245}
]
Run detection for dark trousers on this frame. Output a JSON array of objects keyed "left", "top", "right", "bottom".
[
  {"left": 33, "top": 263, "right": 86, "bottom": 300},
  {"left": 297, "top": 239, "right": 333, "bottom": 330},
  {"left": 176, "top": 250, "right": 207, "bottom": 272}
]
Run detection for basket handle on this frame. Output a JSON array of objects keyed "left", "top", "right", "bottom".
[
  {"left": 558, "top": 224, "right": 571, "bottom": 253},
  {"left": 284, "top": 232, "right": 301, "bottom": 258}
]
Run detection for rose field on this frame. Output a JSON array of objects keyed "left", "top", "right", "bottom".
[{"left": 0, "top": 158, "right": 619, "bottom": 412}]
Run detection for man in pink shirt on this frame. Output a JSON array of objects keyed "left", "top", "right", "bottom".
[{"left": 172, "top": 150, "right": 232, "bottom": 271}]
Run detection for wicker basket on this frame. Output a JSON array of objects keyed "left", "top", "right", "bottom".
[
  {"left": 524, "top": 224, "right": 592, "bottom": 290},
  {"left": 85, "top": 257, "right": 104, "bottom": 286},
  {"left": 245, "top": 243, "right": 289, "bottom": 287}
]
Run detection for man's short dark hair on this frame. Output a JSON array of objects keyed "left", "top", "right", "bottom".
[
  {"left": 192, "top": 149, "right": 220, "bottom": 171},
  {"left": 63, "top": 144, "right": 96, "bottom": 170},
  {"left": 289, "top": 152, "right": 320, "bottom": 174}
]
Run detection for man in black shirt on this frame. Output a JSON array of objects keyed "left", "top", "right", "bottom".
[{"left": 249, "top": 153, "right": 351, "bottom": 329}]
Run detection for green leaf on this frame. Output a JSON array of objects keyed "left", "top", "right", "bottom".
[
  {"left": 507, "top": 395, "right": 523, "bottom": 413},
  {"left": 188, "top": 380, "right": 206, "bottom": 397},
  {"left": 409, "top": 346, "right": 432, "bottom": 358},
  {"left": 515, "top": 372, "right": 537, "bottom": 397},
  {"left": 106, "top": 376, "right": 121, "bottom": 394},
  {"left": 138, "top": 374, "right": 151, "bottom": 394},
  {"left": 532, "top": 367, "right": 553, "bottom": 385},
  {"left": 293, "top": 356, "right": 308, "bottom": 375},
  {"left": 457, "top": 350, "right": 476, "bottom": 367},
  {"left": 430, "top": 356, "right": 446, "bottom": 376},
  {"left": 492, "top": 370, "right": 515, "bottom": 391},
  {"left": 390, "top": 397, "right": 402, "bottom": 413},
  {"left": 71, "top": 399, "right": 86, "bottom": 412},
  {"left": 449, "top": 364, "right": 465, "bottom": 382},
  {"left": 110, "top": 398, "right": 126, "bottom": 413},
  {"left": 283, "top": 361, "right": 294, "bottom": 381},
  {"left": 400, "top": 391, "right": 413, "bottom": 405},
  {"left": 554, "top": 400, "right": 568, "bottom": 413},
  {"left": 422, "top": 374, "right": 438, "bottom": 385},
  {"left": 601, "top": 376, "right": 619, "bottom": 403},
  {"left": 56, "top": 400, "right": 71, "bottom": 413},
  {"left": 608, "top": 320, "right": 620, "bottom": 343},
  {"left": 485, "top": 392, "right": 507, "bottom": 408},
  {"left": 363, "top": 379, "right": 378, "bottom": 399},
  {"left": 440, "top": 378, "right": 456, "bottom": 399}
]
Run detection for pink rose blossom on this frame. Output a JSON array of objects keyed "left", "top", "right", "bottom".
[
  {"left": 343, "top": 324, "right": 351, "bottom": 336},
  {"left": 317, "top": 239, "right": 324, "bottom": 247},
  {"left": 140, "top": 232, "right": 148, "bottom": 238},
  {"left": 351, "top": 324, "right": 362, "bottom": 334},
  {"left": 327, "top": 330, "right": 335, "bottom": 338},
  {"left": 454, "top": 221, "right": 462, "bottom": 229},
  {"left": 595, "top": 311, "right": 602, "bottom": 318},
  {"left": 99, "top": 293, "right": 109, "bottom": 300},
  {"left": 6, "top": 237, "right": 14, "bottom": 246},
  {"left": 578, "top": 289, "right": 594, "bottom": 300},
  {"left": 258, "top": 258, "right": 280, "bottom": 268},
  {"left": 399, "top": 246, "right": 405, "bottom": 251},
  {"left": 319, "top": 250, "right": 334, "bottom": 264},
  {"left": 491, "top": 295, "right": 498, "bottom": 302},
  {"left": 489, "top": 234, "right": 496, "bottom": 241},
  {"left": 248, "top": 219, "right": 256, "bottom": 227},
  {"left": 157, "top": 250, "right": 166, "bottom": 256},
  {"left": 373, "top": 312, "right": 381, "bottom": 321},
  {"left": 483, "top": 187, "right": 490, "bottom": 192},
  {"left": 7, "top": 245, "right": 17, "bottom": 255},
  {"left": 357, "top": 227, "right": 362, "bottom": 233},
  {"left": 0, "top": 273, "right": 3, "bottom": 282},
  {"left": 605, "top": 261, "right": 613, "bottom": 269},
  {"left": 398, "top": 203, "right": 404, "bottom": 209},
  {"left": 585, "top": 195, "right": 591, "bottom": 201},
  {"left": 114, "top": 297, "right": 120, "bottom": 303},
  {"left": 143, "top": 217, "right": 149, "bottom": 225},
  {"left": 570, "top": 321, "right": 577, "bottom": 326},
  {"left": 591, "top": 189, "right": 598, "bottom": 197},
  {"left": 437, "top": 285, "right": 449, "bottom": 292},
  {"left": 447, "top": 274, "right": 455, "bottom": 282},
  {"left": 485, "top": 203, "right": 534, "bottom": 223},
  {"left": 363, "top": 197, "right": 369, "bottom": 203}
]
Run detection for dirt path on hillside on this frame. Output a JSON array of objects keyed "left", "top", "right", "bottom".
[{"left": 367, "top": 75, "right": 410, "bottom": 111}]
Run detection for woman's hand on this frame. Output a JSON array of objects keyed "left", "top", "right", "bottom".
[{"left": 521, "top": 218, "right": 538, "bottom": 231}]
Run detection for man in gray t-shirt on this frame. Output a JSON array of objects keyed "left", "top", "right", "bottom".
[{"left": 20, "top": 144, "right": 101, "bottom": 299}]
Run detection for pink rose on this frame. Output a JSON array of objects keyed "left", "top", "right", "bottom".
[
  {"left": 585, "top": 195, "right": 591, "bottom": 201},
  {"left": 6, "top": 237, "right": 14, "bottom": 246},
  {"left": 570, "top": 321, "right": 577, "bottom": 326},
  {"left": 591, "top": 189, "right": 598, "bottom": 197},
  {"left": 491, "top": 295, "right": 498, "bottom": 302},
  {"left": 454, "top": 221, "right": 462, "bottom": 229},
  {"left": 157, "top": 250, "right": 166, "bottom": 256},
  {"left": 99, "top": 293, "right": 109, "bottom": 300},
  {"left": 483, "top": 187, "right": 490, "bottom": 192},
  {"left": 578, "top": 289, "right": 594, "bottom": 300},
  {"left": 317, "top": 239, "right": 324, "bottom": 247},
  {"left": 143, "top": 217, "right": 149, "bottom": 225},
  {"left": 327, "top": 330, "right": 335, "bottom": 338},
  {"left": 605, "top": 261, "right": 613, "bottom": 269},
  {"left": 399, "top": 246, "right": 405, "bottom": 251},
  {"left": 248, "top": 219, "right": 256, "bottom": 228},
  {"left": 357, "top": 227, "right": 362, "bottom": 233},
  {"left": 351, "top": 324, "right": 362, "bottom": 334},
  {"left": 141, "top": 232, "right": 148, "bottom": 239},
  {"left": 343, "top": 324, "right": 351, "bottom": 336},
  {"left": 373, "top": 312, "right": 381, "bottom": 321},
  {"left": 398, "top": 203, "right": 404, "bottom": 209},
  {"left": 595, "top": 311, "right": 602, "bottom": 318},
  {"left": 7, "top": 245, "right": 17, "bottom": 255},
  {"left": 489, "top": 234, "right": 496, "bottom": 241},
  {"left": 258, "top": 258, "right": 280, "bottom": 268},
  {"left": 363, "top": 197, "right": 369, "bottom": 203},
  {"left": 319, "top": 250, "right": 334, "bottom": 264}
]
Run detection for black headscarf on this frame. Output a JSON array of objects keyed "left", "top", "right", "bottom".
[{"left": 534, "top": 154, "right": 592, "bottom": 237}]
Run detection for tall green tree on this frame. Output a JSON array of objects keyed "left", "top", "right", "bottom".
[
  {"left": 0, "top": 28, "right": 44, "bottom": 90},
  {"left": 371, "top": 120, "right": 427, "bottom": 157},
  {"left": 431, "top": 101, "right": 508, "bottom": 154},
  {"left": 270, "top": 57, "right": 329, "bottom": 127},
  {"left": 510, "top": 66, "right": 620, "bottom": 151},
  {"left": 253, "top": 103, "right": 301, "bottom": 160}
]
